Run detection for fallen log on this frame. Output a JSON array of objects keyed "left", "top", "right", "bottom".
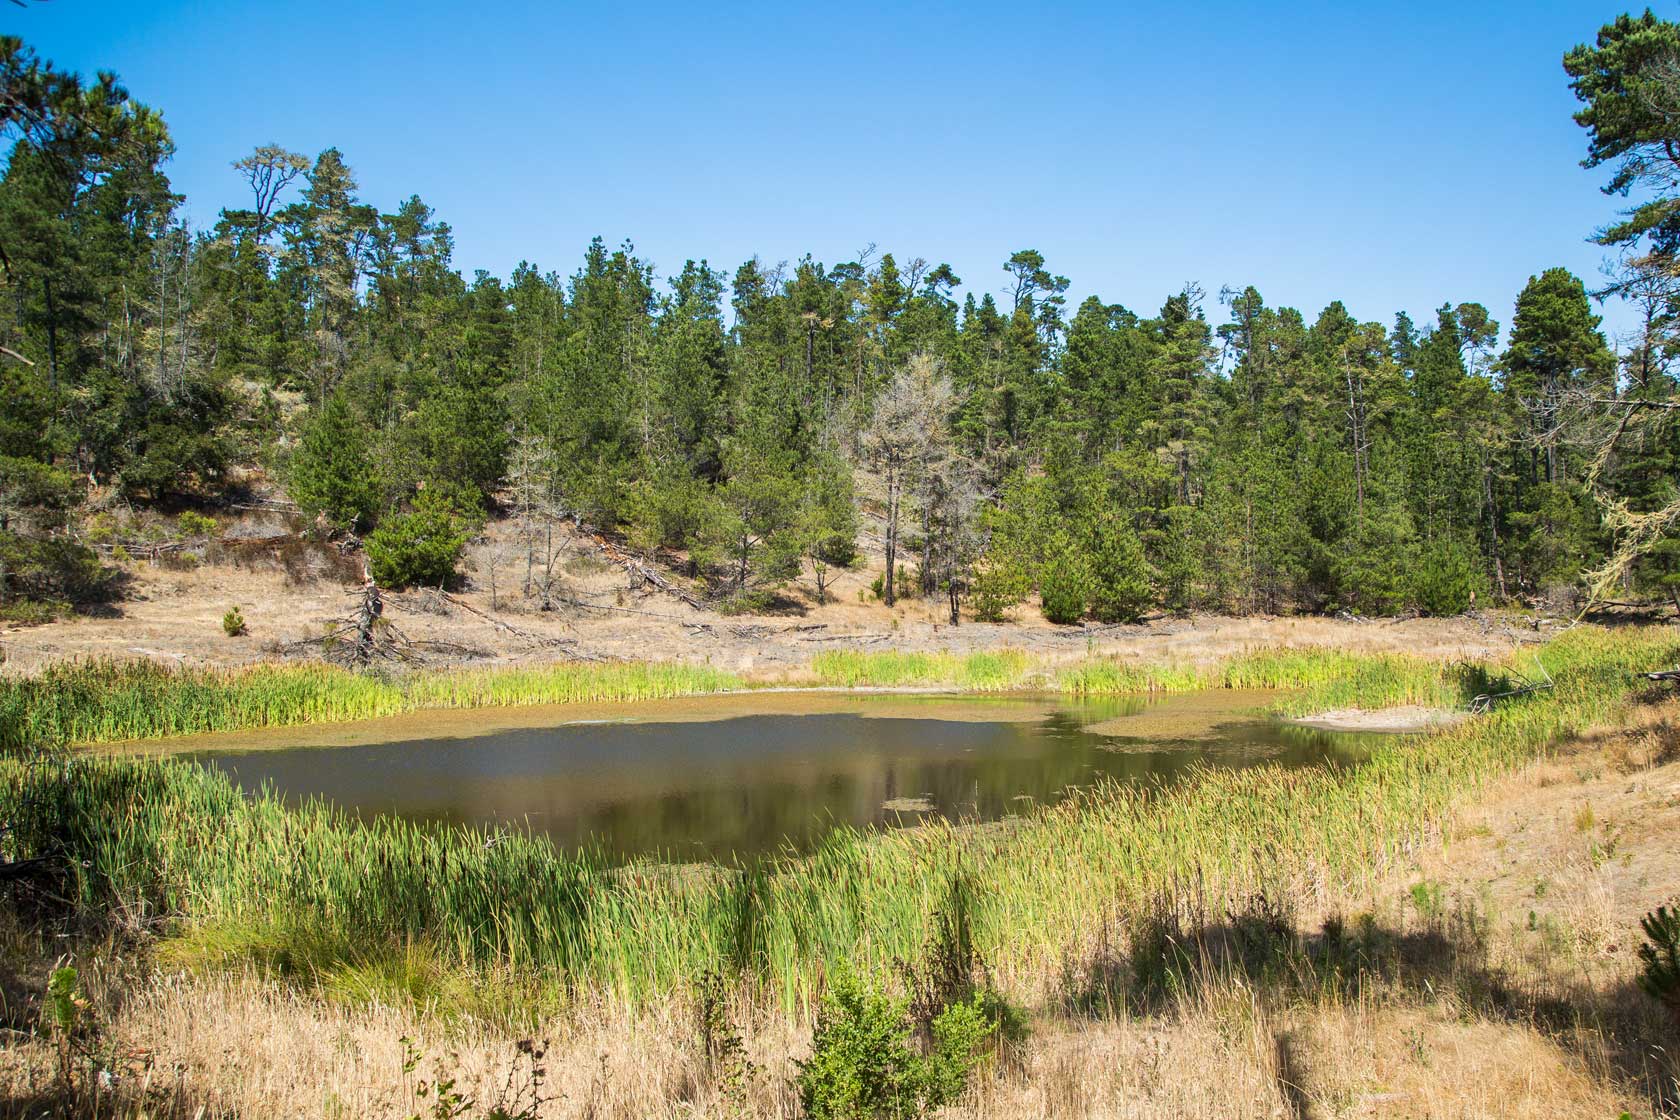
[{"left": 1469, "top": 658, "right": 1555, "bottom": 714}]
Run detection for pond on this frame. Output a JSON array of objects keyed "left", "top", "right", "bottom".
[{"left": 161, "top": 690, "right": 1386, "bottom": 862}]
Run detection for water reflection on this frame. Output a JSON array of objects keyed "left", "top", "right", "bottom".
[{"left": 192, "top": 692, "right": 1384, "bottom": 861}]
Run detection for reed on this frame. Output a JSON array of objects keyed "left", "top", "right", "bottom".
[
  {"left": 0, "top": 658, "right": 742, "bottom": 752},
  {"left": 808, "top": 649, "right": 1036, "bottom": 690},
  {"left": 0, "top": 626, "right": 1666, "bottom": 1011}
]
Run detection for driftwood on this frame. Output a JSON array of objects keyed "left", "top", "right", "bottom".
[
  {"left": 427, "top": 591, "right": 608, "bottom": 662},
  {"left": 227, "top": 498, "right": 302, "bottom": 514},
  {"left": 570, "top": 516, "right": 706, "bottom": 610},
  {"left": 1469, "top": 658, "right": 1555, "bottom": 714},
  {"left": 277, "top": 571, "right": 417, "bottom": 666}
]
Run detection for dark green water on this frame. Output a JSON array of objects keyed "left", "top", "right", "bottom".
[{"left": 190, "top": 692, "right": 1383, "bottom": 861}]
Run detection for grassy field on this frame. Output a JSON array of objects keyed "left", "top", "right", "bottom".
[{"left": 0, "top": 627, "right": 1666, "bottom": 1016}]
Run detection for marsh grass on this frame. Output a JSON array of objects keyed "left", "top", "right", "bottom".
[
  {"left": 0, "top": 658, "right": 742, "bottom": 751},
  {"left": 813, "top": 645, "right": 1498, "bottom": 714},
  {"left": 0, "top": 627, "right": 1667, "bottom": 1014},
  {"left": 808, "top": 649, "right": 1036, "bottom": 690},
  {"left": 5, "top": 645, "right": 1514, "bottom": 754}
]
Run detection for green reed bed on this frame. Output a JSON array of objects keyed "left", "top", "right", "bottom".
[
  {"left": 1, "top": 644, "right": 1518, "bottom": 753},
  {"left": 0, "top": 658, "right": 743, "bottom": 751},
  {"left": 0, "top": 627, "right": 1666, "bottom": 1010},
  {"left": 1055, "top": 646, "right": 1468, "bottom": 706},
  {"left": 807, "top": 649, "right": 1036, "bottom": 690}
]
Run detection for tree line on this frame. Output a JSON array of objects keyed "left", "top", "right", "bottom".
[{"left": 2, "top": 17, "right": 1677, "bottom": 623}]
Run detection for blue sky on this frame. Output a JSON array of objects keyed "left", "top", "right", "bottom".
[{"left": 16, "top": 0, "right": 1654, "bottom": 343}]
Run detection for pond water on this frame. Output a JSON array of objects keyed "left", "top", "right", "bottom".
[{"left": 173, "top": 690, "right": 1385, "bottom": 862}]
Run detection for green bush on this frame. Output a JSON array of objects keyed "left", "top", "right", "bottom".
[
  {"left": 1636, "top": 905, "right": 1680, "bottom": 1027},
  {"left": 1038, "top": 551, "right": 1090, "bottom": 625},
  {"left": 0, "top": 531, "right": 117, "bottom": 606},
  {"left": 287, "top": 391, "right": 378, "bottom": 534},
  {"left": 1087, "top": 521, "right": 1152, "bottom": 623},
  {"left": 796, "top": 967, "right": 998, "bottom": 1120},
  {"left": 869, "top": 568, "right": 916, "bottom": 602},
  {"left": 1409, "top": 537, "right": 1487, "bottom": 616},
  {"left": 365, "top": 489, "right": 468, "bottom": 589},
  {"left": 221, "top": 606, "right": 247, "bottom": 637},
  {"left": 969, "top": 560, "right": 1028, "bottom": 623},
  {"left": 177, "top": 510, "right": 218, "bottom": 538}
]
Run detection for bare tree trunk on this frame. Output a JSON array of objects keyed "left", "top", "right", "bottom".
[
  {"left": 920, "top": 505, "right": 935, "bottom": 596},
  {"left": 42, "top": 277, "right": 59, "bottom": 462},
  {"left": 884, "top": 468, "right": 899, "bottom": 607},
  {"left": 351, "top": 570, "right": 383, "bottom": 664},
  {"left": 1484, "top": 463, "right": 1507, "bottom": 601}
]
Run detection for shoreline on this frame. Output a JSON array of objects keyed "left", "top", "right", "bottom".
[{"left": 5, "top": 643, "right": 1484, "bottom": 751}]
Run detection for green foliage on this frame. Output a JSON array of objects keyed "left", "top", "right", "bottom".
[
  {"left": 366, "top": 488, "right": 470, "bottom": 589},
  {"left": 0, "top": 531, "right": 115, "bottom": 607},
  {"left": 1636, "top": 905, "right": 1680, "bottom": 1026},
  {"left": 1408, "top": 537, "right": 1487, "bottom": 616},
  {"left": 178, "top": 510, "right": 218, "bottom": 538},
  {"left": 1563, "top": 12, "right": 1680, "bottom": 248},
  {"left": 288, "top": 391, "right": 378, "bottom": 533},
  {"left": 968, "top": 558, "right": 1029, "bottom": 622},
  {"left": 1086, "top": 518, "right": 1152, "bottom": 623},
  {"left": 795, "top": 967, "right": 997, "bottom": 1120},
  {"left": 47, "top": 965, "right": 80, "bottom": 1037},
  {"left": 221, "top": 606, "right": 247, "bottom": 637},
  {"left": 1037, "top": 545, "right": 1090, "bottom": 625}
]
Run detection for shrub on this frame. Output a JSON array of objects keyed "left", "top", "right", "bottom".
[
  {"left": 1087, "top": 521, "right": 1152, "bottom": 623},
  {"left": 1038, "top": 551, "right": 1090, "bottom": 625},
  {"left": 1409, "top": 537, "right": 1487, "bottom": 616},
  {"left": 969, "top": 560, "right": 1028, "bottom": 623},
  {"left": 288, "top": 391, "right": 378, "bottom": 534},
  {"left": 0, "top": 531, "right": 118, "bottom": 606},
  {"left": 796, "top": 967, "right": 997, "bottom": 1120},
  {"left": 366, "top": 489, "right": 469, "bottom": 589},
  {"left": 869, "top": 568, "right": 916, "bottom": 603},
  {"left": 221, "top": 606, "right": 247, "bottom": 637},
  {"left": 1637, "top": 905, "right": 1680, "bottom": 1027},
  {"left": 177, "top": 510, "right": 218, "bottom": 538}
]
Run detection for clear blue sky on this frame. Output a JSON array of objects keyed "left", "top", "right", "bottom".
[{"left": 16, "top": 0, "right": 1655, "bottom": 343}]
